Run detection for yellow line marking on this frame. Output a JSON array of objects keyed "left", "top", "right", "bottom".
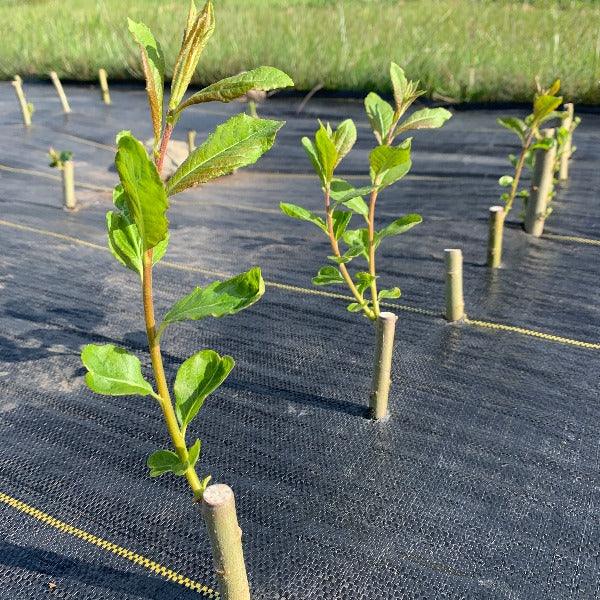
[
  {"left": 0, "top": 164, "right": 59, "bottom": 181},
  {"left": 1, "top": 218, "right": 597, "bottom": 350},
  {"left": 464, "top": 318, "right": 600, "bottom": 350},
  {"left": 0, "top": 491, "right": 218, "bottom": 597},
  {"left": 465, "top": 319, "right": 600, "bottom": 350},
  {"left": 59, "top": 132, "right": 115, "bottom": 152},
  {"left": 0, "top": 164, "right": 112, "bottom": 193},
  {"left": 544, "top": 233, "right": 600, "bottom": 246}
]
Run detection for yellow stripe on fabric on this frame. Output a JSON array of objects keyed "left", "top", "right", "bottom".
[
  {"left": 0, "top": 217, "right": 598, "bottom": 351},
  {"left": 544, "top": 233, "right": 600, "bottom": 246},
  {"left": 0, "top": 491, "right": 218, "bottom": 597}
]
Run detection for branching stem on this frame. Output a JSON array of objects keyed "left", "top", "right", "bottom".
[
  {"left": 324, "top": 187, "right": 375, "bottom": 320},
  {"left": 505, "top": 129, "right": 535, "bottom": 216},
  {"left": 156, "top": 123, "right": 174, "bottom": 175}
]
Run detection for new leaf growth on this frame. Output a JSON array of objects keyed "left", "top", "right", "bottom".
[
  {"left": 81, "top": 0, "right": 293, "bottom": 498},
  {"left": 497, "top": 79, "right": 564, "bottom": 217},
  {"left": 281, "top": 63, "right": 451, "bottom": 320},
  {"left": 48, "top": 148, "right": 73, "bottom": 169}
]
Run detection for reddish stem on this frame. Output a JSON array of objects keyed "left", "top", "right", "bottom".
[{"left": 156, "top": 123, "right": 174, "bottom": 176}]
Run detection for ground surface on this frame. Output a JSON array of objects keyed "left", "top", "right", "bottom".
[
  {"left": 3, "top": 0, "right": 600, "bottom": 103},
  {"left": 0, "top": 82, "right": 599, "bottom": 600}
]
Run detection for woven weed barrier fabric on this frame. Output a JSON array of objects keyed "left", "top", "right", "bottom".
[{"left": 0, "top": 83, "right": 599, "bottom": 599}]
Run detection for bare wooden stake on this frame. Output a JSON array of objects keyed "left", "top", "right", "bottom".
[
  {"left": 487, "top": 206, "right": 505, "bottom": 269},
  {"left": 98, "top": 69, "right": 111, "bottom": 105},
  {"left": 444, "top": 249, "right": 465, "bottom": 322},
  {"left": 11, "top": 75, "right": 32, "bottom": 126},
  {"left": 559, "top": 103, "right": 574, "bottom": 182},
  {"left": 369, "top": 312, "right": 398, "bottom": 420},
  {"left": 62, "top": 160, "right": 76, "bottom": 210},
  {"left": 201, "top": 484, "right": 251, "bottom": 600},
  {"left": 524, "top": 128, "right": 556, "bottom": 237},
  {"left": 49, "top": 71, "right": 72, "bottom": 114},
  {"left": 187, "top": 130, "right": 196, "bottom": 154}
]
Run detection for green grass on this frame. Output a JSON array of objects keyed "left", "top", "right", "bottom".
[{"left": 2, "top": 0, "right": 600, "bottom": 103}]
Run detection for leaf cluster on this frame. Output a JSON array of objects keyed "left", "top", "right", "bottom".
[
  {"left": 128, "top": 0, "right": 293, "bottom": 154},
  {"left": 497, "top": 79, "right": 564, "bottom": 214},
  {"left": 82, "top": 1, "right": 292, "bottom": 486},
  {"left": 48, "top": 147, "right": 73, "bottom": 169},
  {"left": 281, "top": 63, "right": 450, "bottom": 318}
]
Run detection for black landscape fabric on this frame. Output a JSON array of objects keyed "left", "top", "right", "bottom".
[{"left": 0, "top": 83, "right": 599, "bottom": 599}]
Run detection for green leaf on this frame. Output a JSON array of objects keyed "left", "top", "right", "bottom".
[
  {"left": 396, "top": 107, "right": 452, "bottom": 134},
  {"left": 174, "top": 349, "right": 234, "bottom": 427},
  {"left": 378, "top": 287, "right": 401, "bottom": 300},
  {"left": 312, "top": 266, "right": 344, "bottom": 286},
  {"left": 347, "top": 302, "right": 363, "bottom": 313},
  {"left": 330, "top": 179, "right": 371, "bottom": 217},
  {"left": 106, "top": 211, "right": 143, "bottom": 275},
  {"left": 106, "top": 210, "right": 169, "bottom": 275},
  {"left": 162, "top": 267, "right": 265, "bottom": 328},
  {"left": 314, "top": 123, "right": 338, "bottom": 184},
  {"left": 533, "top": 94, "right": 563, "bottom": 124},
  {"left": 342, "top": 196, "right": 369, "bottom": 217},
  {"left": 147, "top": 449, "right": 187, "bottom": 477},
  {"left": 332, "top": 119, "right": 357, "bottom": 163},
  {"left": 364, "top": 92, "right": 394, "bottom": 143},
  {"left": 390, "top": 62, "right": 408, "bottom": 110},
  {"left": 187, "top": 439, "right": 201, "bottom": 467},
  {"left": 544, "top": 79, "right": 561, "bottom": 96},
  {"left": 332, "top": 210, "right": 352, "bottom": 240},
  {"left": 498, "top": 175, "right": 514, "bottom": 187},
  {"left": 166, "top": 114, "right": 283, "bottom": 195},
  {"left": 81, "top": 344, "right": 154, "bottom": 397},
  {"left": 376, "top": 214, "right": 422, "bottom": 244},
  {"left": 342, "top": 228, "right": 370, "bottom": 260},
  {"left": 280, "top": 202, "right": 327, "bottom": 233},
  {"left": 330, "top": 180, "right": 373, "bottom": 203},
  {"left": 107, "top": 185, "right": 169, "bottom": 274},
  {"left": 114, "top": 132, "right": 169, "bottom": 250},
  {"left": 169, "top": 0, "right": 215, "bottom": 112},
  {"left": 355, "top": 271, "right": 375, "bottom": 294},
  {"left": 369, "top": 141, "right": 412, "bottom": 187},
  {"left": 301, "top": 136, "right": 324, "bottom": 183},
  {"left": 497, "top": 117, "right": 527, "bottom": 142},
  {"left": 176, "top": 66, "right": 293, "bottom": 111},
  {"left": 530, "top": 138, "right": 555, "bottom": 151},
  {"left": 128, "top": 19, "right": 165, "bottom": 145},
  {"left": 328, "top": 255, "right": 351, "bottom": 264}
]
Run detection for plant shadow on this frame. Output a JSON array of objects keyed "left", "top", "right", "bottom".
[{"left": 0, "top": 540, "right": 203, "bottom": 599}]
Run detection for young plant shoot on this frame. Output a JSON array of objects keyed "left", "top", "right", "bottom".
[
  {"left": 281, "top": 63, "right": 451, "bottom": 417},
  {"left": 48, "top": 148, "right": 75, "bottom": 210},
  {"left": 497, "top": 79, "right": 563, "bottom": 220},
  {"left": 79, "top": 2, "right": 292, "bottom": 597}
]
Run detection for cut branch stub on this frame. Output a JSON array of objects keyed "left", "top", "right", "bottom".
[
  {"left": 524, "top": 128, "right": 556, "bottom": 237},
  {"left": 487, "top": 206, "right": 505, "bottom": 269},
  {"left": 99, "top": 69, "right": 111, "bottom": 105},
  {"left": 444, "top": 249, "right": 464, "bottom": 322},
  {"left": 187, "top": 130, "right": 196, "bottom": 154},
  {"left": 62, "top": 160, "right": 76, "bottom": 210},
  {"left": 11, "top": 76, "right": 32, "bottom": 126},
  {"left": 201, "top": 484, "right": 250, "bottom": 600},
  {"left": 49, "top": 71, "right": 72, "bottom": 114},
  {"left": 559, "top": 103, "right": 574, "bottom": 182},
  {"left": 369, "top": 311, "right": 398, "bottom": 420}
]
